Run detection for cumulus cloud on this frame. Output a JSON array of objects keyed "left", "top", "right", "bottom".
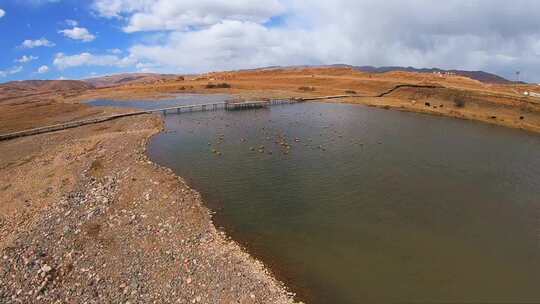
[
  {"left": 91, "top": 0, "right": 146, "bottom": 18},
  {"left": 284, "top": 0, "right": 540, "bottom": 71},
  {"left": 90, "top": 0, "right": 540, "bottom": 81},
  {"left": 130, "top": 20, "right": 327, "bottom": 73},
  {"left": 92, "top": 0, "right": 285, "bottom": 32},
  {"left": 59, "top": 26, "right": 96, "bottom": 42},
  {"left": 16, "top": 55, "right": 39, "bottom": 63},
  {"left": 37, "top": 65, "right": 49, "bottom": 74},
  {"left": 20, "top": 38, "right": 55, "bottom": 48},
  {"left": 0, "top": 9, "right": 5, "bottom": 18},
  {"left": 53, "top": 52, "right": 136, "bottom": 69},
  {"left": 0, "top": 66, "right": 23, "bottom": 78}
]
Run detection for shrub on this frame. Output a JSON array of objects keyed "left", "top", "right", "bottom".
[
  {"left": 206, "top": 83, "right": 231, "bottom": 89},
  {"left": 453, "top": 91, "right": 468, "bottom": 108},
  {"left": 298, "top": 86, "right": 316, "bottom": 92},
  {"left": 454, "top": 99, "right": 466, "bottom": 108}
]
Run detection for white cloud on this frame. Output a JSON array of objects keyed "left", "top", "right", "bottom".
[
  {"left": 11, "top": 66, "right": 23, "bottom": 74},
  {"left": 37, "top": 65, "right": 49, "bottom": 74},
  {"left": 135, "top": 61, "right": 160, "bottom": 72},
  {"left": 0, "top": 9, "right": 5, "bottom": 18},
  {"left": 106, "top": 0, "right": 540, "bottom": 82},
  {"left": 0, "top": 66, "right": 23, "bottom": 78},
  {"left": 59, "top": 27, "right": 96, "bottom": 42},
  {"left": 15, "top": 55, "right": 39, "bottom": 63},
  {"left": 20, "top": 38, "right": 55, "bottom": 48},
  {"left": 92, "top": 0, "right": 284, "bottom": 32},
  {"left": 53, "top": 52, "right": 136, "bottom": 69},
  {"left": 84, "top": 0, "right": 540, "bottom": 81},
  {"left": 130, "top": 20, "right": 324, "bottom": 73},
  {"left": 65, "top": 19, "right": 78, "bottom": 27},
  {"left": 286, "top": 0, "right": 540, "bottom": 80},
  {"left": 108, "top": 48, "right": 122, "bottom": 54}
]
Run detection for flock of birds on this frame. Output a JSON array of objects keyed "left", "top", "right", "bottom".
[{"left": 188, "top": 112, "right": 372, "bottom": 158}]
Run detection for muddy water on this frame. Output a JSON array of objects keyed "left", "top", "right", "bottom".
[{"left": 94, "top": 98, "right": 540, "bottom": 303}]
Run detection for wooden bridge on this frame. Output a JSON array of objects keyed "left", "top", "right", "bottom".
[
  {"left": 152, "top": 102, "right": 226, "bottom": 115},
  {"left": 153, "top": 99, "right": 300, "bottom": 114},
  {"left": 0, "top": 98, "right": 304, "bottom": 141},
  {"left": 0, "top": 84, "right": 446, "bottom": 141}
]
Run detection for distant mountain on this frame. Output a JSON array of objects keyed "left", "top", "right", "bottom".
[
  {"left": 0, "top": 80, "right": 94, "bottom": 92},
  {"left": 84, "top": 73, "right": 183, "bottom": 88},
  {"left": 353, "top": 66, "right": 513, "bottom": 84},
  {"left": 250, "top": 64, "right": 513, "bottom": 84},
  {"left": 0, "top": 80, "right": 95, "bottom": 102}
]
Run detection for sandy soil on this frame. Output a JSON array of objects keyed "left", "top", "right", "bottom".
[{"left": 2, "top": 67, "right": 540, "bottom": 303}]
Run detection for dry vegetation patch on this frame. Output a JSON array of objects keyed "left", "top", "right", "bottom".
[{"left": 205, "top": 83, "right": 231, "bottom": 89}]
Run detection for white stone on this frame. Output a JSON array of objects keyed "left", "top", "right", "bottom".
[{"left": 41, "top": 265, "right": 52, "bottom": 273}]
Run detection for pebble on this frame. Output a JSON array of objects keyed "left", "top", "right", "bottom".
[{"left": 41, "top": 264, "right": 52, "bottom": 274}]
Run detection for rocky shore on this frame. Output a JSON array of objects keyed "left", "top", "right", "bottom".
[{"left": 0, "top": 114, "right": 296, "bottom": 303}]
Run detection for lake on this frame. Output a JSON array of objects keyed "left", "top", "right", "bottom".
[
  {"left": 88, "top": 94, "right": 230, "bottom": 111},
  {"left": 92, "top": 96, "right": 540, "bottom": 303}
]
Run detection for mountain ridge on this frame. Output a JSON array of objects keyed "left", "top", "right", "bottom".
[
  {"left": 352, "top": 65, "right": 513, "bottom": 84},
  {"left": 249, "top": 64, "right": 514, "bottom": 84}
]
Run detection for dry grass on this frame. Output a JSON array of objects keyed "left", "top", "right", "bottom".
[{"left": 4, "top": 66, "right": 540, "bottom": 135}]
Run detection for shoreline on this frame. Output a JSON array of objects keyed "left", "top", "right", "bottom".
[
  {"left": 370, "top": 102, "right": 540, "bottom": 134},
  {"left": 0, "top": 113, "right": 297, "bottom": 303},
  {"left": 2, "top": 66, "right": 540, "bottom": 302},
  {"left": 323, "top": 96, "right": 540, "bottom": 135},
  {"left": 143, "top": 122, "right": 301, "bottom": 303}
]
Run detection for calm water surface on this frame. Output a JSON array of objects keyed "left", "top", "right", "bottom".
[
  {"left": 88, "top": 94, "right": 230, "bottom": 110},
  {"left": 95, "top": 97, "right": 540, "bottom": 303}
]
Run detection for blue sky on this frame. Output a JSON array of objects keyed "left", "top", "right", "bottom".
[
  {"left": 0, "top": 0, "right": 140, "bottom": 81},
  {"left": 1, "top": 0, "right": 540, "bottom": 83}
]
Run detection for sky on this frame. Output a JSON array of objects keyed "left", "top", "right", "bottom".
[{"left": 1, "top": 0, "right": 540, "bottom": 83}]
